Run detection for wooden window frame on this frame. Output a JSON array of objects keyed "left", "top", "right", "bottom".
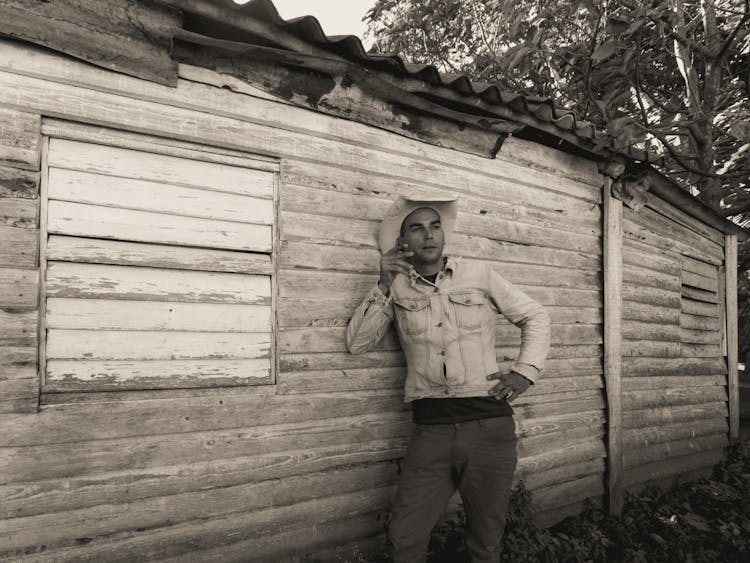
[{"left": 37, "top": 120, "right": 281, "bottom": 396}]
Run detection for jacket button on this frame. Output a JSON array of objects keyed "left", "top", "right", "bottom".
[
  {"left": 439, "top": 351, "right": 445, "bottom": 356},
  {"left": 444, "top": 389, "right": 450, "bottom": 395},
  {"left": 437, "top": 322, "right": 443, "bottom": 327}
]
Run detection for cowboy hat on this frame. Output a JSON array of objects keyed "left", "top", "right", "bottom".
[{"left": 378, "top": 196, "right": 458, "bottom": 254}]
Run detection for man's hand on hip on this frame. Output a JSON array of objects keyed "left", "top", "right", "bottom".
[{"left": 486, "top": 372, "right": 531, "bottom": 402}]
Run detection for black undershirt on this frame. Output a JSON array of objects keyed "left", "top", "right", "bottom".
[{"left": 410, "top": 270, "right": 512, "bottom": 424}]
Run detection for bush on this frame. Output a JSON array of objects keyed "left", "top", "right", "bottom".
[{"left": 483, "top": 446, "right": 750, "bottom": 562}]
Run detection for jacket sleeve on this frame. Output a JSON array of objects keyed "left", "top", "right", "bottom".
[
  {"left": 345, "top": 284, "right": 395, "bottom": 354},
  {"left": 487, "top": 268, "right": 551, "bottom": 383}
]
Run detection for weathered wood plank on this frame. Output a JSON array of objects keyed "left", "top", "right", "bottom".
[
  {"left": 159, "top": 513, "right": 383, "bottom": 563},
  {"left": 0, "top": 438, "right": 407, "bottom": 521},
  {"left": 622, "top": 433, "right": 728, "bottom": 468},
  {"left": 48, "top": 168, "right": 273, "bottom": 225},
  {"left": 623, "top": 448, "right": 723, "bottom": 488},
  {"left": 0, "top": 412, "right": 411, "bottom": 489},
  {"left": 622, "top": 374, "right": 724, "bottom": 391},
  {"left": 0, "top": 164, "right": 39, "bottom": 198},
  {"left": 602, "top": 182, "right": 623, "bottom": 515},
  {"left": 42, "top": 118, "right": 279, "bottom": 172},
  {"left": 681, "top": 285, "right": 719, "bottom": 304},
  {"left": 0, "top": 389, "right": 407, "bottom": 447},
  {"left": 0, "top": 267, "right": 38, "bottom": 307},
  {"left": 499, "top": 136, "right": 602, "bottom": 186},
  {"left": 645, "top": 193, "right": 725, "bottom": 246},
  {"left": 623, "top": 216, "right": 722, "bottom": 266},
  {"left": 682, "top": 269, "right": 719, "bottom": 293},
  {"left": 518, "top": 439, "right": 606, "bottom": 478},
  {"left": 521, "top": 457, "right": 605, "bottom": 492},
  {"left": 48, "top": 139, "right": 274, "bottom": 199},
  {"left": 47, "top": 236, "right": 272, "bottom": 275},
  {"left": 0, "top": 107, "right": 40, "bottom": 170},
  {"left": 282, "top": 156, "right": 600, "bottom": 219},
  {"left": 622, "top": 238, "right": 681, "bottom": 275},
  {"left": 680, "top": 328, "right": 721, "bottom": 346},
  {"left": 680, "top": 313, "right": 720, "bottom": 331},
  {"left": 47, "top": 331, "right": 271, "bottom": 361},
  {"left": 45, "top": 358, "right": 273, "bottom": 391},
  {"left": 0, "top": 196, "right": 36, "bottom": 227},
  {"left": 530, "top": 474, "right": 605, "bottom": 513},
  {"left": 679, "top": 343, "right": 722, "bottom": 358},
  {"left": 725, "top": 234, "right": 739, "bottom": 444},
  {"left": 622, "top": 283, "right": 681, "bottom": 308},
  {"left": 622, "top": 357, "right": 727, "bottom": 377},
  {"left": 46, "top": 298, "right": 271, "bottom": 332},
  {"left": 0, "top": 464, "right": 397, "bottom": 556},
  {"left": 622, "top": 320, "right": 680, "bottom": 342},
  {"left": 46, "top": 262, "right": 271, "bottom": 304},
  {"left": 623, "top": 263, "right": 680, "bottom": 292},
  {"left": 0, "top": 309, "right": 37, "bottom": 346},
  {"left": 625, "top": 205, "right": 724, "bottom": 263},
  {"left": 4, "top": 486, "right": 395, "bottom": 562},
  {"left": 622, "top": 401, "right": 727, "bottom": 430},
  {"left": 622, "top": 386, "right": 726, "bottom": 409},
  {"left": 681, "top": 297, "right": 720, "bottom": 318},
  {"left": 0, "top": 225, "right": 37, "bottom": 268},
  {"left": 622, "top": 340, "right": 680, "bottom": 358},
  {"left": 277, "top": 366, "right": 405, "bottom": 394},
  {"left": 48, "top": 200, "right": 272, "bottom": 252},
  {"left": 517, "top": 423, "right": 605, "bottom": 459},
  {"left": 681, "top": 254, "right": 719, "bottom": 279}
]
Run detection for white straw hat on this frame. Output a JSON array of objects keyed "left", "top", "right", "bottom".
[{"left": 378, "top": 196, "right": 458, "bottom": 254}]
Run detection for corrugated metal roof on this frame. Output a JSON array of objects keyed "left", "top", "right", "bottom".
[{"left": 219, "top": 0, "right": 637, "bottom": 161}]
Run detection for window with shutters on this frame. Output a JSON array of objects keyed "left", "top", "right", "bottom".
[{"left": 39, "top": 131, "right": 278, "bottom": 392}]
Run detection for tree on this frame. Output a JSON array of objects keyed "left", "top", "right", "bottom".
[{"left": 366, "top": 0, "right": 750, "bottom": 358}]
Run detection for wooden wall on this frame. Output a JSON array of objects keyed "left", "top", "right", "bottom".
[
  {"left": 620, "top": 194, "right": 729, "bottom": 490},
  {"left": 0, "top": 36, "right": 731, "bottom": 560}
]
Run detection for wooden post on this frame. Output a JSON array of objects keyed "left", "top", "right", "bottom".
[
  {"left": 725, "top": 235, "right": 739, "bottom": 444},
  {"left": 603, "top": 179, "right": 624, "bottom": 514}
]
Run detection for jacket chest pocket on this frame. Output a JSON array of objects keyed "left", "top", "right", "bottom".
[
  {"left": 449, "top": 292, "right": 486, "bottom": 330},
  {"left": 394, "top": 298, "right": 430, "bottom": 335}
]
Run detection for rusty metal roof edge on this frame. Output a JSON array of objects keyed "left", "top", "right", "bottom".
[{"left": 178, "top": 0, "right": 633, "bottom": 156}]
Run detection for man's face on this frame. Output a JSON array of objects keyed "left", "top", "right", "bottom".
[{"left": 400, "top": 207, "right": 444, "bottom": 265}]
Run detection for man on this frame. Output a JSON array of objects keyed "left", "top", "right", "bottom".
[{"left": 346, "top": 196, "right": 551, "bottom": 562}]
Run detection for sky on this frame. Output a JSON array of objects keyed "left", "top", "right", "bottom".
[{"left": 234, "top": 0, "right": 375, "bottom": 47}]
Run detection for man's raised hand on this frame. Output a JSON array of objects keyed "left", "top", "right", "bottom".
[{"left": 378, "top": 241, "right": 414, "bottom": 293}]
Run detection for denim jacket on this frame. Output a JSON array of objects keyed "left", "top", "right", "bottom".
[{"left": 346, "top": 257, "right": 551, "bottom": 402}]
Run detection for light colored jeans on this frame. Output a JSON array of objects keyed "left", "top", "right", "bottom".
[{"left": 389, "top": 416, "right": 518, "bottom": 562}]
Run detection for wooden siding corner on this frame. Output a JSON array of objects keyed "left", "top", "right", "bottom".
[
  {"left": 725, "top": 235, "right": 739, "bottom": 444},
  {"left": 0, "top": 104, "right": 41, "bottom": 414},
  {"left": 603, "top": 178, "right": 624, "bottom": 515}
]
